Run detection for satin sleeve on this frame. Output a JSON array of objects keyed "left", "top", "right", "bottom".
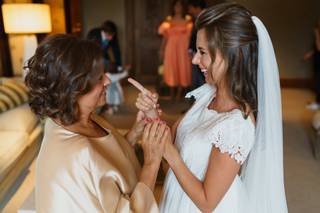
[
  {"left": 87, "top": 145, "right": 159, "bottom": 213},
  {"left": 99, "top": 178, "right": 159, "bottom": 213}
]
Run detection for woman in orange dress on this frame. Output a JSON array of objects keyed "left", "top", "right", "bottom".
[{"left": 158, "top": 0, "right": 193, "bottom": 100}]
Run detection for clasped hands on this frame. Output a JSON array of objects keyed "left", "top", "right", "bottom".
[{"left": 128, "top": 78, "right": 173, "bottom": 165}]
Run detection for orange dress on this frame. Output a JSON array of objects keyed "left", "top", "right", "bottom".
[{"left": 158, "top": 18, "right": 193, "bottom": 87}]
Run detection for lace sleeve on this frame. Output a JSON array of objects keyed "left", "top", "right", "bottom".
[{"left": 209, "top": 113, "right": 255, "bottom": 164}]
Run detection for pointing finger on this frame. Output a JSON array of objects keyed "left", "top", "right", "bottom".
[{"left": 128, "top": 78, "right": 148, "bottom": 94}]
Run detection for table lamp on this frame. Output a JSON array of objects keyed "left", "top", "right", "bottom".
[{"left": 1, "top": 3, "right": 52, "bottom": 76}]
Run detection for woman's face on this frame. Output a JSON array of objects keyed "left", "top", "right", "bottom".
[
  {"left": 77, "top": 60, "right": 111, "bottom": 112},
  {"left": 192, "top": 29, "right": 226, "bottom": 85}
]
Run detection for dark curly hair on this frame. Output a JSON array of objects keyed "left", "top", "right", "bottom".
[
  {"left": 195, "top": 3, "right": 258, "bottom": 119},
  {"left": 24, "top": 34, "right": 103, "bottom": 125}
]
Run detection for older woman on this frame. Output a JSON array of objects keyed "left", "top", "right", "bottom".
[{"left": 25, "top": 34, "right": 168, "bottom": 213}]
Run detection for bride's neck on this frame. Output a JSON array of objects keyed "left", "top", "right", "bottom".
[{"left": 210, "top": 84, "right": 239, "bottom": 112}]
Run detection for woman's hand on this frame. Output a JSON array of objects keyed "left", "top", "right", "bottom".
[
  {"left": 139, "top": 121, "right": 170, "bottom": 191},
  {"left": 126, "top": 111, "right": 147, "bottom": 145},
  {"left": 141, "top": 121, "right": 170, "bottom": 166},
  {"left": 135, "top": 91, "right": 160, "bottom": 119}
]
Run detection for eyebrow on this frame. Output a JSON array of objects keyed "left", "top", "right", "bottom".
[{"left": 197, "top": 46, "right": 206, "bottom": 51}]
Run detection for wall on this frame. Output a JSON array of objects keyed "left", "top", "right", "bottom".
[
  {"left": 81, "top": 0, "right": 125, "bottom": 62},
  {"left": 81, "top": 0, "right": 319, "bottom": 79},
  {"left": 233, "top": 0, "right": 319, "bottom": 79},
  {"left": 44, "top": 0, "right": 66, "bottom": 35}
]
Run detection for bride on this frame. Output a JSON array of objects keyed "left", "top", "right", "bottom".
[{"left": 135, "top": 2, "right": 288, "bottom": 213}]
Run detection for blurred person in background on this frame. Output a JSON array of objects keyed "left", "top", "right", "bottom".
[
  {"left": 87, "top": 21, "right": 129, "bottom": 114},
  {"left": 158, "top": 0, "right": 193, "bottom": 100},
  {"left": 304, "top": 18, "right": 320, "bottom": 110}
]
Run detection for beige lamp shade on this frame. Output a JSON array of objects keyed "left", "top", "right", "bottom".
[{"left": 1, "top": 3, "right": 52, "bottom": 34}]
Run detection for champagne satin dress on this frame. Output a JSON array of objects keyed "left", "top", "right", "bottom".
[{"left": 36, "top": 114, "right": 159, "bottom": 213}]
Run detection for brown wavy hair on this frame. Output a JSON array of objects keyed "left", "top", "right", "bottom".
[
  {"left": 195, "top": 3, "right": 258, "bottom": 119},
  {"left": 24, "top": 34, "right": 103, "bottom": 125}
]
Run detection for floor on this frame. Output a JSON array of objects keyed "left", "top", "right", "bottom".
[
  {"left": 2, "top": 85, "right": 320, "bottom": 213},
  {"left": 1, "top": 161, "right": 36, "bottom": 213},
  {"left": 281, "top": 89, "right": 320, "bottom": 212}
]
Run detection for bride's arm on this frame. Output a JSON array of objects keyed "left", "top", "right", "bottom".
[{"left": 164, "top": 141, "right": 240, "bottom": 212}]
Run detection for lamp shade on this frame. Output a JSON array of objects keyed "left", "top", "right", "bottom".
[{"left": 1, "top": 3, "right": 52, "bottom": 34}]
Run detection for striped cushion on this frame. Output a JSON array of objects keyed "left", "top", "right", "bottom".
[{"left": 0, "top": 79, "right": 28, "bottom": 113}]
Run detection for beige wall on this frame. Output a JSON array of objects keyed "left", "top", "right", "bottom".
[
  {"left": 81, "top": 0, "right": 318, "bottom": 78},
  {"left": 44, "top": 0, "right": 66, "bottom": 35},
  {"left": 81, "top": 0, "right": 126, "bottom": 62},
  {"left": 3, "top": 0, "right": 319, "bottom": 78},
  {"left": 233, "top": 0, "right": 319, "bottom": 78}
]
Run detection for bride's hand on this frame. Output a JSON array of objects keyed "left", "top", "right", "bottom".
[
  {"left": 128, "top": 77, "right": 161, "bottom": 118},
  {"left": 161, "top": 125, "right": 178, "bottom": 164},
  {"left": 136, "top": 92, "right": 161, "bottom": 118}
]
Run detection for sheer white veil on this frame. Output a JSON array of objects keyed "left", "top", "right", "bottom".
[{"left": 240, "top": 16, "right": 288, "bottom": 212}]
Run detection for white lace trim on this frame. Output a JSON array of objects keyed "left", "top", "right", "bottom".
[
  {"left": 185, "top": 84, "right": 254, "bottom": 165},
  {"left": 211, "top": 130, "right": 248, "bottom": 164},
  {"left": 208, "top": 113, "right": 255, "bottom": 165}
]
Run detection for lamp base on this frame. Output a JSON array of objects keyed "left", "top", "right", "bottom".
[{"left": 8, "top": 34, "right": 37, "bottom": 76}]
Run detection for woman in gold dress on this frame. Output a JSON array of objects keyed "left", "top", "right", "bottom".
[{"left": 25, "top": 34, "right": 168, "bottom": 213}]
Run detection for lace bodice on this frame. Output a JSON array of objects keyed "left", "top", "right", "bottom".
[
  {"left": 160, "top": 84, "right": 256, "bottom": 213},
  {"left": 175, "top": 84, "right": 255, "bottom": 179}
]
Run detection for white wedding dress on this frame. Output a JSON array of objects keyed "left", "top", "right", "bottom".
[{"left": 159, "top": 84, "right": 255, "bottom": 213}]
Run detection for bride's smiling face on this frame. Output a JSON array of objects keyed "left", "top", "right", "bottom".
[{"left": 192, "top": 29, "right": 226, "bottom": 85}]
